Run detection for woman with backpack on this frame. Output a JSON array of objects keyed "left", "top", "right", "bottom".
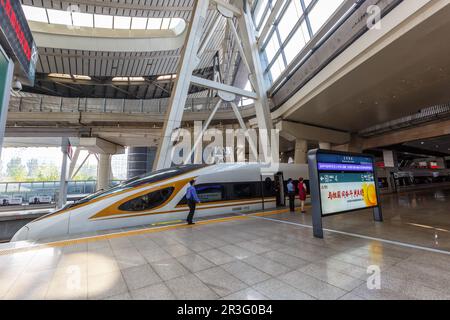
[{"left": 298, "top": 177, "right": 307, "bottom": 213}]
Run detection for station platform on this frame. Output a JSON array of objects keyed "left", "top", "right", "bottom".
[{"left": 0, "top": 187, "right": 449, "bottom": 300}]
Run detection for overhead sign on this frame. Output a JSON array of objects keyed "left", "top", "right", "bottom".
[
  {"left": 0, "top": 0, "right": 37, "bottom": 84},
  {"left": 316, "top": 153, "right": 378, "bottom": 215},
  {"left": 308, "top": 150, "right": 383, "bottom": 238},
  {"left": 0, "top": 45, "right": 14, "bottom": 159}
]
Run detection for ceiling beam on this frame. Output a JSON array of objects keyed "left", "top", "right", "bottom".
[{"left": 190, "top": 75, "right": 257, "bottom": 99}]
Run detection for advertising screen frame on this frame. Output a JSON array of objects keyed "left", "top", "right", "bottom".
[{"left": 308, "top": 149, "right": 383, "bottom": 238}]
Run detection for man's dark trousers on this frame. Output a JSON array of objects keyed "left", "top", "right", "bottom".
[
  {"left": 187, "top": 199, "right": 196, "bottom": 223},
  {"left": 288, "top": 192, "right": 295, "bottom": 212}
]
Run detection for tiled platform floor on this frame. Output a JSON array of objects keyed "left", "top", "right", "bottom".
[
  {"left": 266, "top": 186, "right": 450, "bottom": 251},
  {"left": 1, "top": 211, "right": 450, "bottom": 300}
]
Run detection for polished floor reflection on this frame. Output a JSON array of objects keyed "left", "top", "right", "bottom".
[
  {"left": 1, "top": 193, "right": 450, "bottom": 300},
  {"left": 266, "top": 186, "right": 450, "bottom": 251}
]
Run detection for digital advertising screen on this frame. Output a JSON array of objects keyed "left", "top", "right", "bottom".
[{"left": 317, "top": 153, "right": 378, "bottom": 216}]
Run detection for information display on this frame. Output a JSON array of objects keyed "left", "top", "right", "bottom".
[
  {"left": 317, "top": 153, "right": 378, "bottom": 215},
  {"left": 308, "top": 149, "right": 382, "bottom": 238},
  {"left": 0, "top": 0, "right": 37, "bottom": 84}
]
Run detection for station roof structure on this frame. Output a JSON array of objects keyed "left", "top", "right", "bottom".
[{"left": 19, "top": 0, "right": 240, "bottom": 99}]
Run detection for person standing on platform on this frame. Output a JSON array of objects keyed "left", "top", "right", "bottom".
[
  {"left": 186, "top": 179, "right": 200, "bottom": 225},
  {"left": 287, "top": 178, "right": 295, "bottom": 212},
  {"left": 298, "top": 177, "right": 307, "bottom": 213}
]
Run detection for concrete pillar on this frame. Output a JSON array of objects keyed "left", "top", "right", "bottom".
[
  {"left": 57, "top": 138, "right": 70, "bottom": 209},
  {"left": 294, "top": 140, "right": 308, "bottom": 164},
  {"left": 127, "top": 147, "right": 156, "bottom": 179},
  {"left": 97, "top": 154, "right": 112, "bottom": 191},
  {"left": 347, "top": 134, "right": 364, "bottom": 153},
  {"left": 319, "top": 142, "right": 331, "bottom": 150},
  {"left": 383, "top": 150, "right": 398, "bottom": 168}
]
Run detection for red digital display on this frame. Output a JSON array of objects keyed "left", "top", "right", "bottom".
[
  {"left": 0, "top": 0, "right": 31, "bottom": 61},
  {"left": 0, "top": 0, "right": 36, "bottom": 83}
]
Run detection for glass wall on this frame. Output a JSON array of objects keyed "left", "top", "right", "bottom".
[{"left": 253, "top": 0, "right": 345, "bottom": 83}]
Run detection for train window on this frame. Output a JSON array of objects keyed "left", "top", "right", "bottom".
[
  {"left": 232, "top": 183, "right": 253, "bottom": 199},
  {"left": 196, "top": 184, "right": 224, "bottom": 202},
  {"left": 119, "top": 187, "right": 174, "bottom": 211},
  {"left": 178, "top": 184, "right": 225, "bottom": 205},
  {"left": 263, "top": 177, "right": 276, "bottom": 196}
]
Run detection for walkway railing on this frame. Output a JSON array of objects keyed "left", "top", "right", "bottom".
[
  {"left": 0, "top": 180, "right": 122, "bottom": 204},
  {"left": 8, "top": 95, "right": 255, "bottom": 114}
]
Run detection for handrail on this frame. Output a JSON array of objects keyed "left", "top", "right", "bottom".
[{"left": 8, "top": 95, "right": 256, "bottom": 114}]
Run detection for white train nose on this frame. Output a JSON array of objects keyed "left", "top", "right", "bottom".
[{"left": 11, "top": 226, "right": 29, "bottom": 242}]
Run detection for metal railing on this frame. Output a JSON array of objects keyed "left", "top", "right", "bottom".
[
  {"left": 0, "top": 180, "right": 122, "bottom": 204},
  {"left": 359, "top": 103, "right": 450, "bottom": 137},
  {"left": 8, "top": 95, "right": 255, "bottom": 114}
]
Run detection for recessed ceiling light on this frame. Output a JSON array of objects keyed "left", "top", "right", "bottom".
[
  {"left": 112, "top": 76, "right": 145, "bottom": 82},
  {"left": 48, "top": 73, "right": 91, "bottom": 80},
  {"left": 157, "top": 74, "right": 177, "bottom": 81},
  {"left": 421, "top": 142, "right": 425, "bottom": 145},
  {"left": 48, "top": 73, "right": 72, "bottom": 79},
  {"left": 73, "top": 75, "right": 92, "bottom": 80}
]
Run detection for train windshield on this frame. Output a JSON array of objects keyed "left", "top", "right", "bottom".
[{"left": 70, "top": 164, "right": 207, "bottom": 207}]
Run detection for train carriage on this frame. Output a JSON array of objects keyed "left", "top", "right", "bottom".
[{"left": 12, "top": 163, "right": 309, "bottom": 242}]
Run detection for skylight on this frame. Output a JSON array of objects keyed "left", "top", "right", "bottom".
[
  {"left": 72, "top": 12, "right": 93, "bottom": 28},
  {"left": 131, "top": 17, "right": 147, "bottom": 30},
  {"left": 114, "top": 16, "right": 131, "bottom": 29},
  {"left": 22, "top": 5, "right": 186, "bottom": 31},
  {"left": 21, "top": 6, "right": 47, "bottom": 23},
  {"left": 47, "top": 9, "right": 72, "bottom": 25},
  {"left": 94, "top": 14, "right": 113, "bottom": 29}
]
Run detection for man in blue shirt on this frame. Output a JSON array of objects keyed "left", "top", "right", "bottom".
[
  {"left": 287, "top": 178, "right": 295, "bottom": 212},
  {"left": 186, "top": 179, "right": 200, "bottom": 225}
]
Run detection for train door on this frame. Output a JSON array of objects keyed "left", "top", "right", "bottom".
[{"left": 274, "top": 172, "right": 285, "bottom": 207}]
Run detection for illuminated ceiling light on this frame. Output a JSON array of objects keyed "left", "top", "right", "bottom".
[
  {"left": 48, "top": 73, "right": 72, "bottom": 79},
  {"left": 22, "top": 5, "right": 48, "bottom": 23},
  {"left": 128, "top": 77, "right": 145, "bottom": 81},
  {"left": 157, "top": 74, "right": 176, "bottom": 81},
  {"left": 73, "top": 75, "right": 92, "bottom": 80},
  {"left": 48, "top": 73, "right": 91, "bottom": 80},
  {"left": 112, "top": 76, "right": 145, "bottom": 82}
]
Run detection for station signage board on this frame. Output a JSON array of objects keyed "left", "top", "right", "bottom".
[
  {"left": 316, "top": 153, "right": 378, "bottom": 215},
  {"left": 308, "top": 149, "right": 383, "bottom": 238},
  {"left": 0, "top": 0, "right": 37, "bottom": 84}
]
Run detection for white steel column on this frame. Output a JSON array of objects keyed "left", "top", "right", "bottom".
[
  {"left": 155, "top": 0, "right": 273, "bottom": 169},
  {"left": 154, "top": 0, "right": 210, "bottom": 170},
  {"left": 235, "top": 0, "right": 273, "bottom": 160}
]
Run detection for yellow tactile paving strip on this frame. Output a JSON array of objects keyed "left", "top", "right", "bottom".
[{"left": 0, "top": 207, "right": 304, "bottom": 256}]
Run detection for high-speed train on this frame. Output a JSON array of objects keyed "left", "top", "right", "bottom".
[{"left": 12, "top": 163, "right": 309, "bottom": 242}]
